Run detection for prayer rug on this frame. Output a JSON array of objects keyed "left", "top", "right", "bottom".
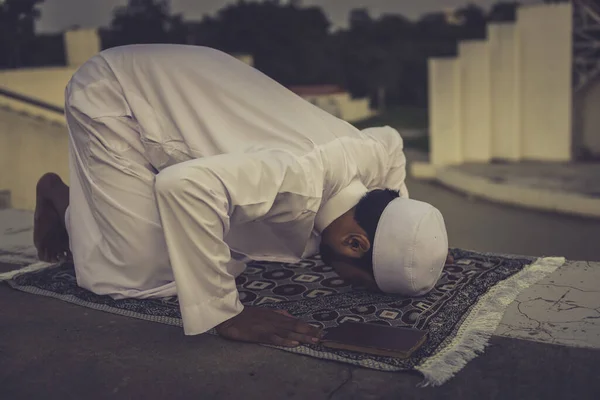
[{"left": 1, "top": 248, "right": 564, "bottom": 386}]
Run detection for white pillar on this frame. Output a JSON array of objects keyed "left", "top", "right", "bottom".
[
  {"left": 517, "top": 3, "right": 573, "bottom": 161},
  {"left": 64, "top": 28, "right": 101, "bottom": 67},
  {"left": 429, "top": 58, "right": 462, "bottom": 165},
  {"left": 488, "top": 23, "right": 520, "bottom": 161},
  {"left": 459, "top": 40, "right": 492, "bottom": 163}
]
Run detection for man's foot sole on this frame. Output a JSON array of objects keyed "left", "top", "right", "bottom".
[{"left": 33, "top": 173, "right": 71, "bottom": 263}]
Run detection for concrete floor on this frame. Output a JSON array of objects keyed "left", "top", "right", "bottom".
[
  {"left": 2, "top": 175, "right": 600, "bottom": 399},
  {"left": 2, "top": 281, "right": 599, "bottom": 400}
]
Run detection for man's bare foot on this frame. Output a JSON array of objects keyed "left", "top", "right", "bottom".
[{"left": 33, "top": 173, "right": 71, "bottom": 263}]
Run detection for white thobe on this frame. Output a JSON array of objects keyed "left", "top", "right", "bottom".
[{"left": 64, "top": 44, "right": 408, "bottom": 335}]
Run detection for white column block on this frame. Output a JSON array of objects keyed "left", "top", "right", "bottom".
[
  {"left": 64, "top": 29, "right": 101, "bottom": 68},
  {"left": 459, "top": 41, "right": 492, "bottom": 163},
  {"left": 429, "top": 58, "right": 462, "bottom": 165},
  {"left": 517, "top": 3, "right": 573, "bottom": 161},
  {"left": 488, "top": 23, "right": 520, "bottom": 161}
]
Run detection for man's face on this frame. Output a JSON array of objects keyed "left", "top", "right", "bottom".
[
  {"left": 329, "top": 259, "right": 380, "bottom": 291},
  {"left": 319, "top": 240, "right": 379, "bottom": 290}
]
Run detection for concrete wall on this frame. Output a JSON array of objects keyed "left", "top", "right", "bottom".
[
  {"left": 0, "top": 50, "right": 252, "bottom": 123},
  {"left": 488, "top": 23, "right": 520, "bottom": 161},
  {"left": 0, "top": 67, "right": 75, "bottom": 124},
  {"left": 0, "top": 29, "right": 91, "bottom": 122},
  {"left": 459, "top": 41, "right": 492, "bottom": 162},
  {"left": 305, "top": 93, "right": 343, "bottom": 118},
  {"left": 429, "top": 58, "right": 462, "bottom": 165},
  {"left": 0, "top": 95, "right": 65, "bottom": 124},
  {"left": 0, "top": 67, "right": 74, "bottom": 107},
  {"left": 0, "top": 107, "right": 69, "bottom": 211},
  {"left": 342, "top": 98, "right": 374, "bottom": 123},
  {"left": 64, "top": 29, "right": 101, "bottom": 67},
  {"left": 517, "top": 3, "right": 573, "bottom": 161},
  {"left": 302, "top": 92, "right": 373, "bottom": 123}
]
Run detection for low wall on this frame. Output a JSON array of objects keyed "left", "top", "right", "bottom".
[
  {"left": 0, "top": 107, "right": 69, "bottom": 211},
  {"left": 302, "top": 92, "right": 373, "bottom": 123},
  {"left": 0, "top": 67, "right": 76, "bottom": 115},
  {"left": 342, "top": 98, "right": 374, "bottom": 123}
]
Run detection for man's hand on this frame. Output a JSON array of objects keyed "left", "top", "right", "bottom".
[{"left": 215, "top": 306, "right": 322, "bottom": 347}]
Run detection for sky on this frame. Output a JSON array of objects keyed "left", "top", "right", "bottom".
[{"left": 36, "top": 0, "right": 543, "bottom": 33}]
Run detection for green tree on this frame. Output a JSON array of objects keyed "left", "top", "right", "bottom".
[
  {"left": 488, "top": 1, "right": 520, "bottom": 22},
  {"left": 455, "top": 3, "right": 487, "bottom": 39},
  {"left": 104, "top": 0, "right": 186, "bottom": 49},
  {"left": 191, "top": 1, "right": 333, "bottom": 86},
  {"left": 338, "top": 8, "right": 458, "bottom": 107},
  {"left": 0, "top": 0, "right": 44, "bottom": 69}
]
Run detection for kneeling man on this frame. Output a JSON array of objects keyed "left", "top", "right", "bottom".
[{"left": 34, "top": 44, "right": 450, "bottom": 347}]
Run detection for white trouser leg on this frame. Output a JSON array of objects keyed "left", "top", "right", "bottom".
[{"left": 65, "top": 106, "right": 176, "bottom": 299}]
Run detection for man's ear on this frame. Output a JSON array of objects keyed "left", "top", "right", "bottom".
[{"left": 341, "top": 233, "right": 370, "bottom": 257}]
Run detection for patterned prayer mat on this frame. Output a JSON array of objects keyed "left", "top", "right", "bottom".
[{"left": 2, "top": 248, "right": 564, "bottom": 386}]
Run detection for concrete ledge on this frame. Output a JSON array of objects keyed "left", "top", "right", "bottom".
[
  {"left": 410, "top": 161, "right": 438, "bottom": 180},
  {"left": 435, "top": 167, "right": 600, "bottom": 219},
  {"left": 0, "top": 98, "right": 66, "bottom": 126}
]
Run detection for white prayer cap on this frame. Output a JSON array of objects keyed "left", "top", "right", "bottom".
[{"left": 372, "top": 198, "right": 448, "bottom": 296}]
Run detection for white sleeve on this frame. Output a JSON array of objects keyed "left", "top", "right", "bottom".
[
  {"left": 153, "top": 150, "right": 302, "bottom": 335},
  {"left": 355, "top": 126, "right": 409, "bottom": 198}
]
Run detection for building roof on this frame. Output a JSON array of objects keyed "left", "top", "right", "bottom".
[{"left": 288, "top": 84, "right": 346, "bottom": 96}]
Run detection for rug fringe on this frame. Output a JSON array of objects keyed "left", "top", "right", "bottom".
[
  {"left": 0, "top": 261, "right": 55, "bottom": 281},
  {"left": 415, "top": 256, "right": 566, "bottom": 387}
]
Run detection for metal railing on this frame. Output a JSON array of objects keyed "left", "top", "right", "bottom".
[{"left": 574, "top": 0, "right": 600, "bottom": 92}]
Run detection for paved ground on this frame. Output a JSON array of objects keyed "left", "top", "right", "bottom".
[
  {"left": 2, "top": 168, "right": 600, "bottom": 399},
  {"left": 2, "top": 281, "right": 599, "bottom": 400},
  {"left": 452, "top": 162, "right": 600, "bottom": 198}
]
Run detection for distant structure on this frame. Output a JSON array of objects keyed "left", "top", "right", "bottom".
[
  {"left": 573, "top": 0, "right": 600, "bottom": 159},
  {"left": 443, "top": 8, "right": 466, "bottom": 26},
  {"left": 288, "top": 84, "right": 374, "bottom": 123},
  {"left": 230, "top": 53, "right": 254, "bottom": 67},
  {"left": 64, "top": 28, "right": 102, "bottom": 67},
  {"left": 416, "top": 1, "right": 588, "bottom": 179}
]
